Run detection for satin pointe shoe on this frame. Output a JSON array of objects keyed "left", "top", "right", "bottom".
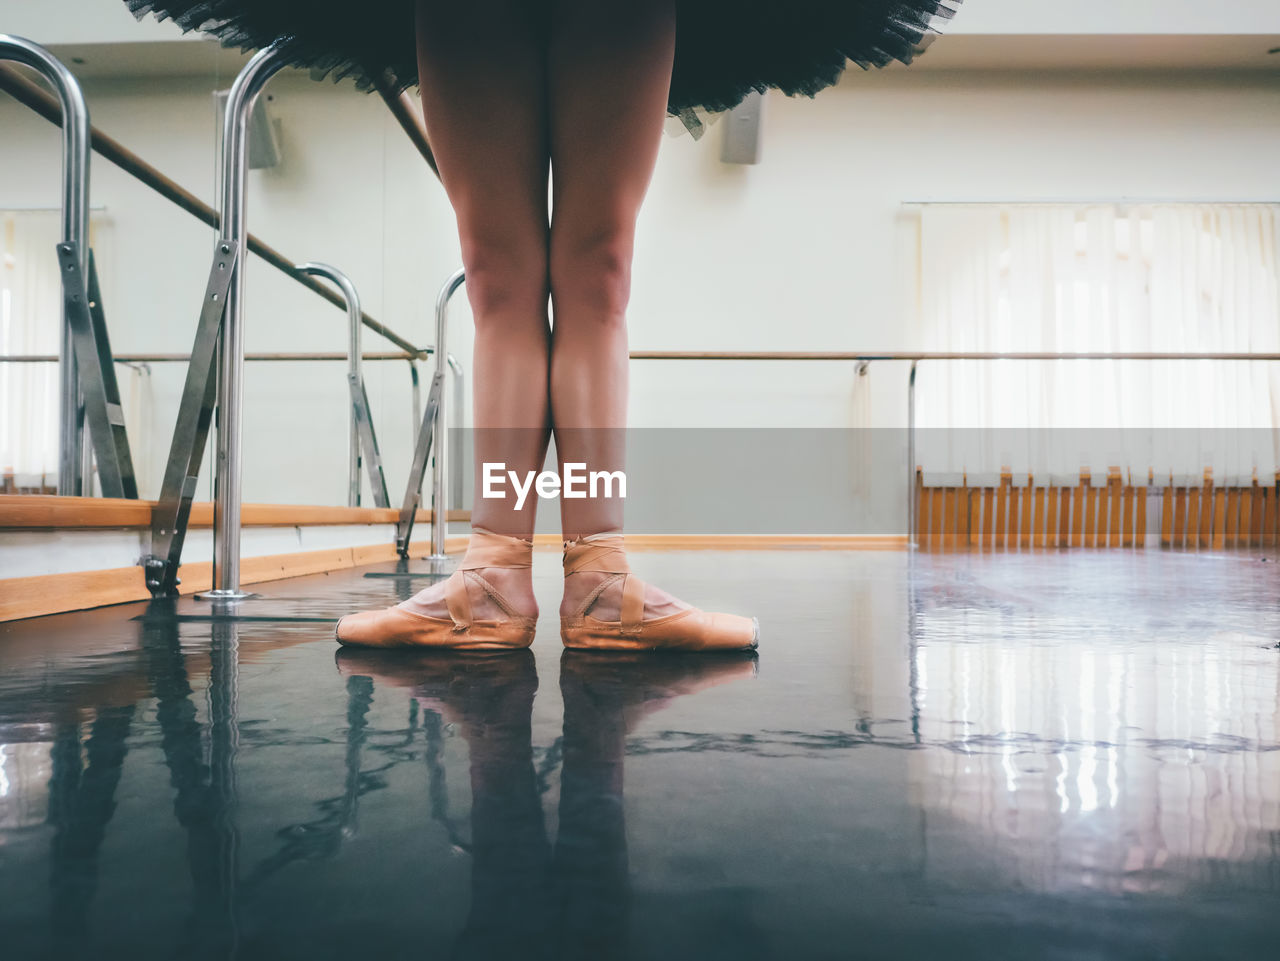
[
  {"left": 560, "top": 534, "right": 759, "bottom": 653},
  {"left": 335, "top": 528, "right": 537, "bottom": 650}
]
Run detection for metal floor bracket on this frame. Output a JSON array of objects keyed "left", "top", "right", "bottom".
[
  {"left": 349, "top": 372, "right": 390, "bottom": 508},
  {"left": 143, "top": 240, "right": 239, "bottom": 597},
  {"left": 395, "top": 370, "right": 444, "bottom": 557},
  {"left": 57, "top": 242, "right": 138, "bottom": 498}
]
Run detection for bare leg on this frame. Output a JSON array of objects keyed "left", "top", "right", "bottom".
[
  {"left": 403, "top": 0, "right": 552, "bottom": 620},
  {"left": 547, "top": 0, "right": 687, "bottom": 619}
]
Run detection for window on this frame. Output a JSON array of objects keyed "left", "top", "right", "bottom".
[
  {"left": 915, "top": 204, "right": 1280, "bottom": 482},
  {"left": 0, "top": 210, "right": 62, "bottom": 492},
  {"left": 0, "top": 210, "right": 135, "bottom": 494}
]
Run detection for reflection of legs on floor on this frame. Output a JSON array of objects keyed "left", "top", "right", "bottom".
[
  {"left": 556, "top": 653, "right": 631, "bottom": 960},
  {"left": 553, "top": 650, "right": 757, "bottom": 958},
  {"left": 334, "top": 650, "right": 553, "bottom": 959},
  {"left": 47, "top": 705, "right": 135, "bottom": 947},
  {"left": 449, "top": 654, "right": 553, "bottom": 960},
  {"left": 332, "top": 650, "right": 756, "bottom": 959}
]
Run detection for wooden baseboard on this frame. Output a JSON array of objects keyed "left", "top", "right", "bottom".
[
  {"left": 0, "top": 494, "right": 471, "bottom": 530},
  {"left": 0, "top": 533, "right": 476, "bottom": 623},
  {"left": 1, "top": 533, "right": 896, "bottom": 622},
  {"left": 3, "top": 542, "right": 394, "bottom": 622},
  {"left": 529, "top": 534, "right": 907, "bottom": 550}
]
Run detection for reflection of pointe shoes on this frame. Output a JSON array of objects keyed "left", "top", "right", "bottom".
[
  {"left": 334, "top": 647, "right": 536, "bottom": 689},
  {"left": 335, "top": 648, "right": 537, "bottom": 732},
  {"left": 560, "top": 535, "right": 759, "bottom": 653},
  {"left": 560, "top": 648, "right": 757, "bottom": 730},
  {"left": 561, "top": 649, "right": 758, "bottom": 695},
  {"left": 335, "top": 529, "right": 536, "bottom": 650}
]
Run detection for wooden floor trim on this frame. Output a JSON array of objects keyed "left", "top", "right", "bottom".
[
  {"left": 2, "top": 533, "right": 903, "bottom": 622},
  {"left": 0, "top": 494, "right": 471, "bottom": 530},
  {"left": 1, "top": 536, "right": 466, "bottom": 623},
  {"left": 530, "top": 534, "right": 908, "bottom": 550}
]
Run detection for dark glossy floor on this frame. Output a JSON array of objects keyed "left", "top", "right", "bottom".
[{"left": 1, "top": 548, "right": 1279, "bottom": 960}]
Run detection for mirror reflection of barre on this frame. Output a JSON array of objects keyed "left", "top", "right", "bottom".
[{"left": 0, "top": 35, "right": 464, "bottom": 601}]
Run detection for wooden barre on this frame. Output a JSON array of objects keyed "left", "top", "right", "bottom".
[
  {"left": 10, "top": 350, "right": 1280, "bottom": 364},
  {"left": 629, "top": 351, "right": 1280, "bottom": 361},
  {"left": 11, "top": 349, "right": 1280, "bottom": 364}
]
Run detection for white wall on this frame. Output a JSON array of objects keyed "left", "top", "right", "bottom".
[
  {"left": 949, "top": 0, "right": 1280, "bottom": 35},
  {"left": 1, "top": 54, "right": 1278, "bottom": 513},
  {"left": 631, "top": 68, "right": 1280, "bottom": 432},
  {"left": 1, "top": 0, "right": 190, "bottom": 45}
]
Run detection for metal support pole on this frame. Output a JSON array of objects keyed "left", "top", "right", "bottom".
[
  {"left": 202, "top": 42, "right": 288, "bottom": 600},
  {"left": 430, "top": 271, "right": 465, "bottom": 560},
  {"left": 447, "top": 354, "right": 465, "bottom": 511},
  {"left": 296, "top": 263, "right": 390, "bottom": 508},
  {"left": 395, "top": 269, "right": 464, "bottom": 562},
  {"left": 907, "top": 360, "right": 919, "bottom": 550},
  {"left": 408, "top": 361, "right": 422, "bottom": 449},
  {"left": 0, "top": 36, "right": 89, "bottom": 494}
]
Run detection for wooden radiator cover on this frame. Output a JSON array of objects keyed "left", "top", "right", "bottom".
[{"left": 916, "top": 469, "right": 1280, "bottom": 550}]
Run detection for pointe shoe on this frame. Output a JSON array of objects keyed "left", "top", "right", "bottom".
[
  {"left": 335, "top": 529, "right": 537, "bottom": 650},
  {"left": 560, "top": 534, "right": 759, "bottom": 653}
]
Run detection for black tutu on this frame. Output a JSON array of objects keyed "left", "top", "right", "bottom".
[{"left": 125, "top": 1, "right": 959, "bottom": 136}]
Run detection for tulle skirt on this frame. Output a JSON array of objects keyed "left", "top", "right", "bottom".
[{"left": 125, "top": 1, "right": 959, "bottom": 136}]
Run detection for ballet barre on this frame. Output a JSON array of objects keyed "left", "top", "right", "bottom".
[
  {"left": 141, "top": 42, "right": 450, "bottom": 600},
  {"left": 0, "top": 60, "right": 426, "bottom": 361},
  {"left": 1, "top": 38, "right": 445, "bottom": 602},
  {"left": 2, "top": 352, "right": 428, "bottom": 363},
  {"left": 295, "top": 263, "right": 392, "bottom": 510}
]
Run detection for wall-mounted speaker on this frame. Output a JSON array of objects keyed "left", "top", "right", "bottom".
[{"left": 721, "top": 90, "right": 764, "bottom": 165}]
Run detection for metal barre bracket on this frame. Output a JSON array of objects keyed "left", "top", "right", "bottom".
[
  {"left": 396, "top": 268, "right": 465, "bottom": 560},
  {"left": 396, "top": 369, "right": 444, "bottom": 557},
  {"left": 144, "top": 240, "right": 240, "bottom": 597},
  {"left": 350, "top": 372, "right": 391, "bottom": 508},
  {"left": 295, "top": 261, "right": 390, "bottom": 509},
  {"left": 56, "top": 242, "right": 138, "bottom": 498}
]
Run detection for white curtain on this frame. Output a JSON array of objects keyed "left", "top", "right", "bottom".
[
  {"left": 916, "top": 204, "right": 1280, "bottom": 484},
  {"left": 0, "top": 210, "right": 62, "bottom": 487},
  {"left": 0, "top": 211, "right": 141, "bottom": 493}
]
